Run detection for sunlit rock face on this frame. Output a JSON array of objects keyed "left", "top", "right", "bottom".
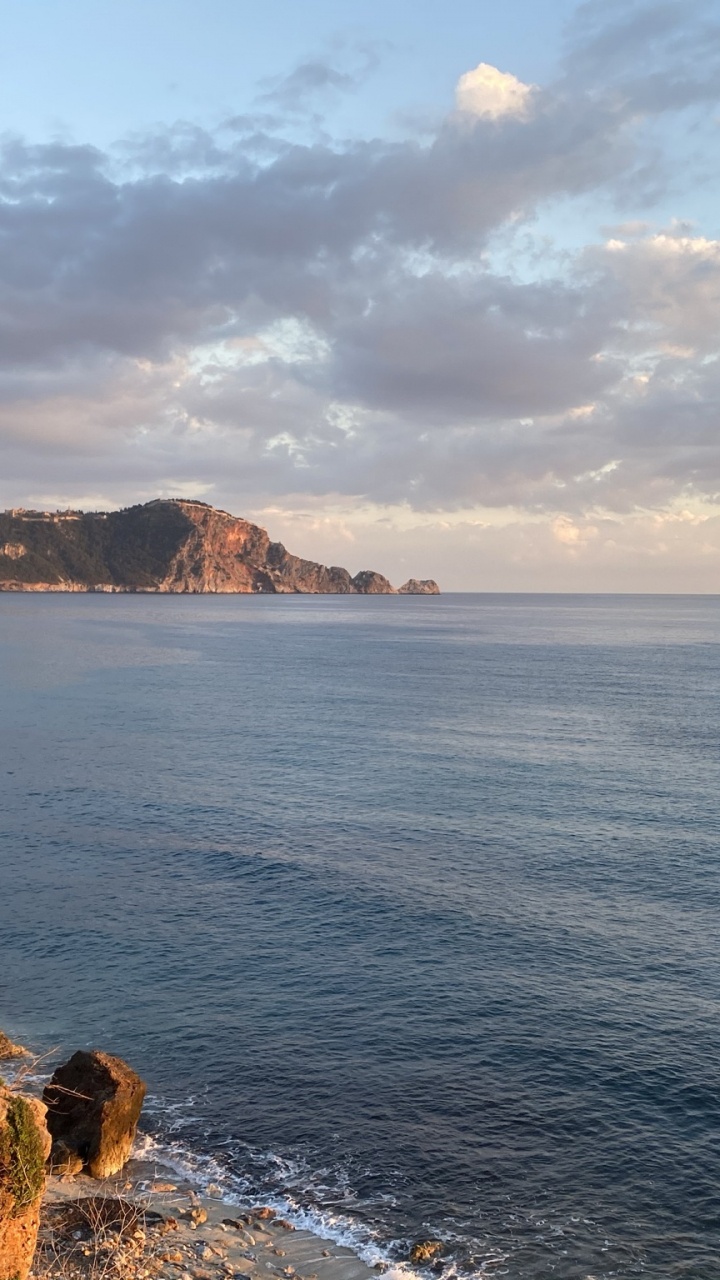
[
  {"left": 351, "top": 570, "right": 397, "bottom": 594},
  {"left": 0, "top": 500, "right": 439, "bottom": 595},
  {"left": 43, "top": 1050, "right": 146, "bottom": 1179}
]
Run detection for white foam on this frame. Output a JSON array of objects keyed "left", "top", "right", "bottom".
[
  {"left": 132, "top": 1129, "right": 401, "bottom": 1271},
  {"left": 132, "top": 1113, "right": 503, "bottom": 1279}
]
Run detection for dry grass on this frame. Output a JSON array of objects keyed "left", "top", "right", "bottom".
[
  {"left": 31, "top": 1194, "right": 171, "bottom": 1280},
  {"left": 3, "top": 1049, "right": 57, "bottom": 1094}
]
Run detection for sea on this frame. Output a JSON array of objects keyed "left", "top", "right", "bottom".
[{"left": 1, "top": 593, "right": 719, "bottom": 1280}]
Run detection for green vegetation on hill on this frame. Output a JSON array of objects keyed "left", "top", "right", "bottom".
[{"left": 0, "top": 504, "right": 192, "bottom": 587}]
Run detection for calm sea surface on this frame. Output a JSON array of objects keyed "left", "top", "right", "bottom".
[{"left": 1, "top": 594, "right": 720, "bottom": 1279}]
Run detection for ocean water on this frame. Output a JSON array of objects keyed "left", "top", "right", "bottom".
[{"left": 1, "top": 593, "right": 720, "bottom": 1279}]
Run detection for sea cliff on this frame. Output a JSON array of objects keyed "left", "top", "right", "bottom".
[{"left": 0, "top": 501, "right": 439, "bottom": 596}]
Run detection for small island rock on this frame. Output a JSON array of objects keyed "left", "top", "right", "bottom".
[
  {"left": 351, "top": 570, "right": 398, "bottom": 594},
  {"left": 399, "top": 579, "right": 440, "bottom": 594},
  {"left": 43, "top": 1049, "right": 146, "bottom": 1178}
]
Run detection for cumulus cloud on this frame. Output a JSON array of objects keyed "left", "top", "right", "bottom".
[
  {"left": 455, "top": 63, "right": 535, "bottom": 120},
  {"left": 1, "top": 1, "right": 720, "bottom": 585}
]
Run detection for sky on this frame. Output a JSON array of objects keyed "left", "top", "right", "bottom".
[{"left": 2, "top": 0, "right": 720, "bottom": 591}]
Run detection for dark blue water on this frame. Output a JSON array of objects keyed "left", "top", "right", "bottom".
[{"left": 2, "top": 594, "right": 720, "bottom": 1279}]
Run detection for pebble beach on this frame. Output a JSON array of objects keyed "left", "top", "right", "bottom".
[{"left": 36, "top": 1160, "right": 383, "bottom": 1280}]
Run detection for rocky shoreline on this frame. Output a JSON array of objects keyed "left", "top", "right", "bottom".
[
  {"left": 1, "top": 1035, "right": 441, "bottom": 1280},
  {"left": 37, "top": 1160, "right": 380, "bottom": 1280}
]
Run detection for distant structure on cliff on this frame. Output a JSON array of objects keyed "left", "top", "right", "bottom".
[{"left": 0, "top": 499, "right": 440, "bottom": 595}]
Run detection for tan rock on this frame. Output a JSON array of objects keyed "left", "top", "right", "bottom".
[
  {"left": 0, "top": 1086, "right": 50, "bottom": 1280},
  {"left": 48, "top": 1140, "right": 84, "bottom": 1176},
  {"left": 0, "top": 1030, "right": 28, "bottom": 1061},
  {"left": 408, "top": 1240, "right": 444, "bottom": 1264},
  {"left": 43, "top": 1049, "right": 146, "bottom": 1178}
]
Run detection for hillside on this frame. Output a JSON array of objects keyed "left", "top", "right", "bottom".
[{"left": 0, "top": 500, "right": 439, "bottom": 595}]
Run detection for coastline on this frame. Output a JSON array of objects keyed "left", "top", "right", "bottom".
[
  {"left": 36, "top": 1156, "right": 397, "bottom": 1280},
  {"left": 2, "top": 1047, "right": 437, "bottom": 1280}
]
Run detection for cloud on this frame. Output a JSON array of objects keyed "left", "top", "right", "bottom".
[
  {"left": 562, "top": 0, "right": 720, "bottom": 111},
  {"left": 455, "top": 64, "right": 535, "bottom": 120},
  {"left": 1, "top": 0, "right": 720, "bottom": 587},
  {"left": 243, "top": 502, "right": 720, "bottom": 592},
  {"left": 256, "top": 45, "right": 383, "bottom": 117}
]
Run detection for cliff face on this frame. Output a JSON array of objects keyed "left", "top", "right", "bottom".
[{"left": 0, "top": 500, "right": 439, "bottom": 595}]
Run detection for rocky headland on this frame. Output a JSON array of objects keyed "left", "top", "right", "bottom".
[{"left": 0, "top": 501, "right": 439, "bottom": 596}]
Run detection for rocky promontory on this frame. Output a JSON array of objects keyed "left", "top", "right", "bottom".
[{"left": 0, "top": 500, "right": 439, "bottom": 595}]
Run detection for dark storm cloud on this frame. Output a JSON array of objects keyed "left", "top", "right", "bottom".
[{"left": 1, "top": 0, "right": 719, "bottom": 520}]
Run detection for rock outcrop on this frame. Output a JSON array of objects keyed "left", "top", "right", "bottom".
[
  {"left": 399, "top": 579, "right": 440, "bottom": 594},
  {"left": 351, "top": 570, "right": 397, "bottom": 594},
  {"left": 0, "top": 1031, "right": 27, "bottom": 1061},
  {"left": 0, "top": 1086, "right": 50, "bottom": 1280},
  {"left": 43, "top": 1050, "right": 146, "bottom": 1179},
  {"left": 0, "top": 500, "right": 439, "bottom": 594}
]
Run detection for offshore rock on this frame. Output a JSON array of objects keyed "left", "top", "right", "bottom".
[
  {"left": 408, "top": 1240, "right": 444, "bottom": 1264},
  {"left": 351, "top": 570, "right": 397, "bottom": 594},
  {"left": 0, "top": 1086, "right": 51, "bottom": 1280},
  {"left": 43, "top": 1049, "right": 146, "bottom": 1178},
  {"left": 399, "top": 579, "right": 440, "bottom": 594},
  {"left": 0, "top": 500, "right": 438, "bottom": 594}
]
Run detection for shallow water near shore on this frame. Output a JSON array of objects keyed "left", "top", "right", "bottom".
[{"left": 2, "top": 593, "right": 720, "bottom": 1279}]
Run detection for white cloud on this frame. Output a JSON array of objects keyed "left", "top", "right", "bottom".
[
  {"left": 455, "top": 63, "right": 535, "bottom": 120},
  {"left": 2, "top": 3, "right": 720, "bottom": 587}
]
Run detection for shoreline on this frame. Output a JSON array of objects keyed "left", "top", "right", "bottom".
[
  {"left": 36, "top": 1156, "right": 392, "bottom": 1280},
  {"left": 2, "top": 1050, "right": 435, "bottom": 1280}
]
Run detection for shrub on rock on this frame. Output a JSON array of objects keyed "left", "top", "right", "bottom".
[
  {"left": 43, "top": 1050, "right": 146, "bottom": 1179},
  {"left": 0, "top": 1087, "right": 50, "bottom": 1280}
]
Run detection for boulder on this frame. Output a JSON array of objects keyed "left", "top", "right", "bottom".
[
  {"left": 48, "top": 1140, "right": 84, "bottom": 1177},
  {"left": 43, "top": 1050, "right": 146, "bottom": 1178},
  {"left": 409, "top": 1240, "right": 444, "bottom": 1264},
  {"left": 398, "top": 579, "right": 440, "bottom": 595},
  {"left": 0, "top": 1087, "right": 50, "bottom": 1280}
]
